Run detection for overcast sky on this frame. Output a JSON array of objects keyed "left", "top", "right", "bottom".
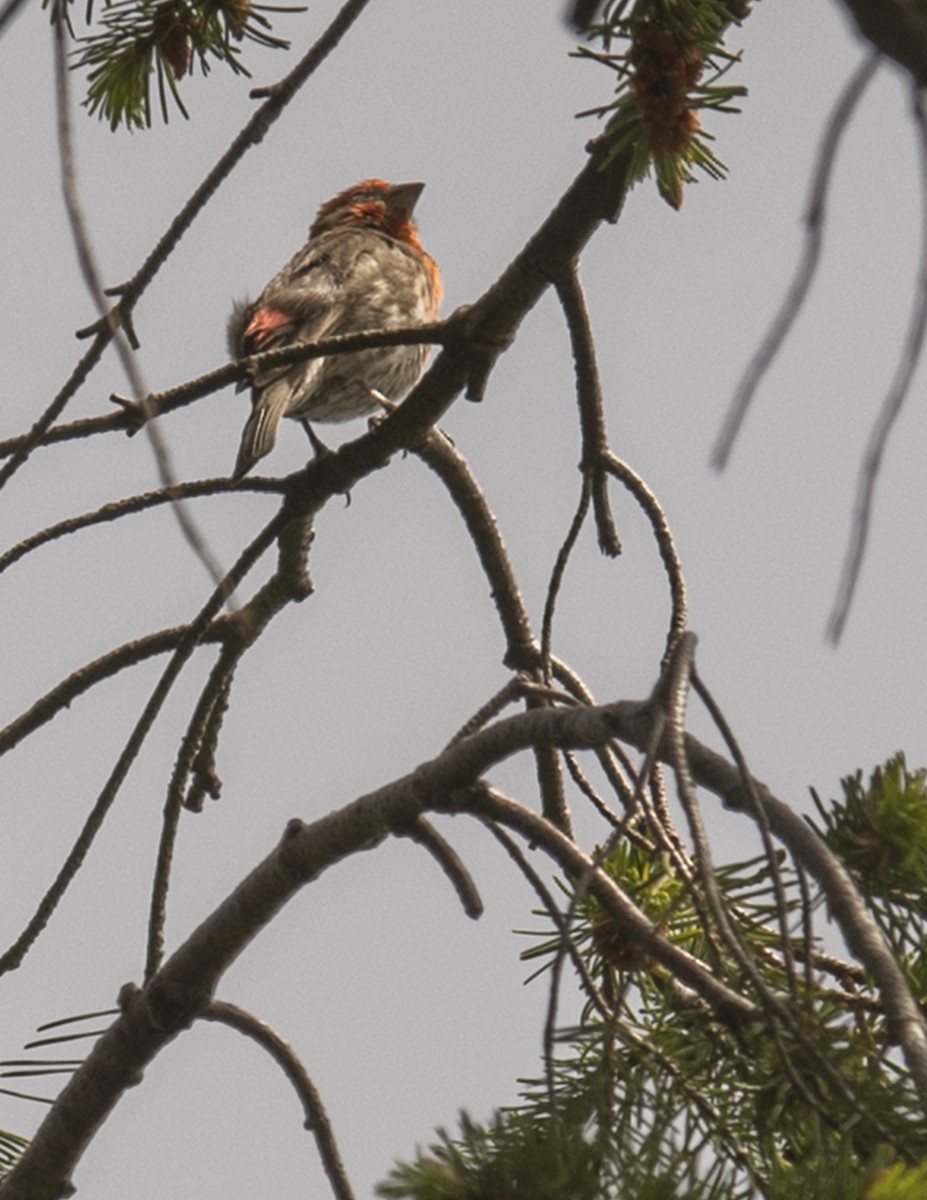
[{"left": 1, "top": 1, "right": 925, "bottom": 1196}]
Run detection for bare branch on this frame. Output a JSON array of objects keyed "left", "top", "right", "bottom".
[
  {"left": 0, "top": 478, "right": 283, "bottom": 578},
  {"left": 710, "top": 53, "right": 880, "bottom": 469},
  {"left": 601, "top": 451, "right": 687, "bottom": 661},
  {"left": 541, "top": 479, "right": 592, "bottom": 678},
  {"left": 0, "top": 626, "right": 212, "bottom": 756},
  {"left": 838, "top": 0, "right": 927, "bottom": 85},
  {"left": 0, "top": 510, "right": 284, "bottom": 978},
  {"left": 394, "top": 817, "right": 483, "bottom": 920},
  {"left": 554, "top": 264, "right": 621, "bottom": 556},
  {"left": 203, "top": 1001, "right": 356, "bottom": 1200},
  {"left": 827, "top": 84, "right": 927, "bottom": 642},
  {"left": 1, "top": 691, "right": 764, "bottom": 1200}
]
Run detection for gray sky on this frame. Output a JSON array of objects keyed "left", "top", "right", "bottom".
[{"left": 1, "top": 1, "right": 925, "bottom": 1196}]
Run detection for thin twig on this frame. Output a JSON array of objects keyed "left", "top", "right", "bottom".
[
  {"left": 146, "top": 509, "right": 317, "bottom": 976},
  {"left": 53, "top": 18, "right": 233, "bottom": 599},
  {"left": 602, "top": 451, "right": 687, "bottom": 661},
  {"left": 0, "top": 625, "right": 220, "bottom": 757},
  {"left": 480, "top": 816, "right": 616, "bottom": 1114},
  {"left": 0, "top": 0, "right": 30, "bottom": 38},
  {"left": 203, "top": 1001, "right": 356, "bottom": 1200},
  {"left": 541, "top": 479, "right": 591, "bottom": 680},
  {"left": 395, "top": 817, "right": 483, "bottom": 920},
  {"left": 145, "top": 642, "right": 242, "bottom": 980},
  {"left": 0, "top": 477, "right": 283, "bottom": 577},
  {"left": 691, "top": 665, "right": 801, "bottom": 999},
  {"left": 554, "top": 264, "right": 621, "bottom": 556},
  {"left": 0, "top": 509, "right": 284, "bottom": 977},
  {"left": 826, "top": 84, "right": 927, "bottom": 643},
  {"left": 445, "top": 676, "right": 527, "bottom": 747},
  {"left": 710, "top": 52, "right": 881, "bottom": 470}
]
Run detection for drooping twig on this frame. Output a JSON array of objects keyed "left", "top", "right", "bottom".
[
  {"left": 602, "top": 450, "right": 687, "bottom": 660},
  {"left": 0, "top": 625, "right": 220, "bottom": 757},
  {"left": 710, "top": 53, "right": 880, "bottom": 470},
  {"left": 480, "top": 814, "right": 615, "bottom": 1114},
  {"left": 395, "top": 817, "right": 483, "bottom": 920},
  {"left": 691, "top": 665, "right": 800, "bottom": 999},
  {"left": 541, "top": 478, "right": 591, "bottom": 680},
  {"left": 203, "top": 1001, "right": 356, "bottom": 1200},
  {"left": 826, "top": 85, "right": 927, "bottom": 643},
  {"left": 554, "top": 263, "right": 621, "bottom": 556},
  {"left": 0, "top": 477, "right": 282, "bottom": 577},
  {"left": 146, "top": 510, "right": 316, "bottom": 977},
  {"left": 411, "top": 426, "right": 571, "bottom": 834},
  {"left": 655, "top": 639, "right": 824, "bottom": 1118},
  {"left": 51, "top": 18, "right": 234, "bottom": 598},
  {"left": 0, "top": 508, "right": 285, "bottom": 978},
  {"left": 145, "top": 642, "right": 242, "bottom": 980},
  {"left": 411, "top": 427, "right": 538, "bottom": 671}
]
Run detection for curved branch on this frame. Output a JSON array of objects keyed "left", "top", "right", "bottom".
[
  {"left": 0, "top": 625, "right": 215, "bottom": 757},
  {"left": 0, "top": 479, "right": 283, "bottom": 577},
  {"left": 411, "top": 428, "right": 538, "bottom": 671},
  {"left": 826, "top": 85, "right": 927, "bottom": 642},
  {"left": 554, "top": 264, "right": 621, "bottom": 556},
  {"left": 710, "top": 53, "right": 880, "bottom": 470},
  {"left": 602, "top": 451, "right": 687, "bottom": 660},
  {"left": 394, "top": 817, "right": 483, "bottom": 920},
  {"left": 0, "top": 510, "right": 284, "bottom": 978},
  {"left": 202, "top": 1001, "right": 355, "bottom": 1200},
  {"left": 410, "top": 428, "right": 570, "bottom": 833},
  {"left": 1, "top": 691, "right": 762, "bottom": 1200},
  {"left": 838, "top": 0, "right": 927, "bottom": 85},
  {"left": 541, "top": 479, "right": 591, "bottom": 677}
]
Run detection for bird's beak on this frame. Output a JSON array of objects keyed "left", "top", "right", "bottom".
[{"left": 387, "top": 181, "right": 425, "bottom": 219}]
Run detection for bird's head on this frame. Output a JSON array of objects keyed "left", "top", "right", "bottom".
[{"left": 309, "top": 179, "right": 427, "bottom": 245}]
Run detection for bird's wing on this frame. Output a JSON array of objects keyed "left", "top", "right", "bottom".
[{"left": 236, "top": 245, "right": 345, "bottom": 388}]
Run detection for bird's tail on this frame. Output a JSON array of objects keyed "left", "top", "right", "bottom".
[{"left": 233, "top": 386, "right": 290, "bottom": 478}]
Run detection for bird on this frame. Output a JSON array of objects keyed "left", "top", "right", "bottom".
[{"left": 228, "top": 178, "right": 442, "bottom": 478}]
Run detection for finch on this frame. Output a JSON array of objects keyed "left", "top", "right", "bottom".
[{"left": 228, "top": 178, "right": 442, "bottom": 478}]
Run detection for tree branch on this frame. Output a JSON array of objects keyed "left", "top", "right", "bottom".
[
  {"left": 838, "top": 0, "right": 927, "bottom": 85},
  {"left": 202, "top": 1001, "right": 355, "bottom": 1200}
]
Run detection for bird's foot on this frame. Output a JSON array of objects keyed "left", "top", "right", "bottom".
[{"left": 301, "top": 421, "right": 333, "bottom": 459}]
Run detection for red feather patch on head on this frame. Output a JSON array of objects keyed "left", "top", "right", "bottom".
[{"left": 309, "top": 179, "right": 426, "bottom": 249}]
